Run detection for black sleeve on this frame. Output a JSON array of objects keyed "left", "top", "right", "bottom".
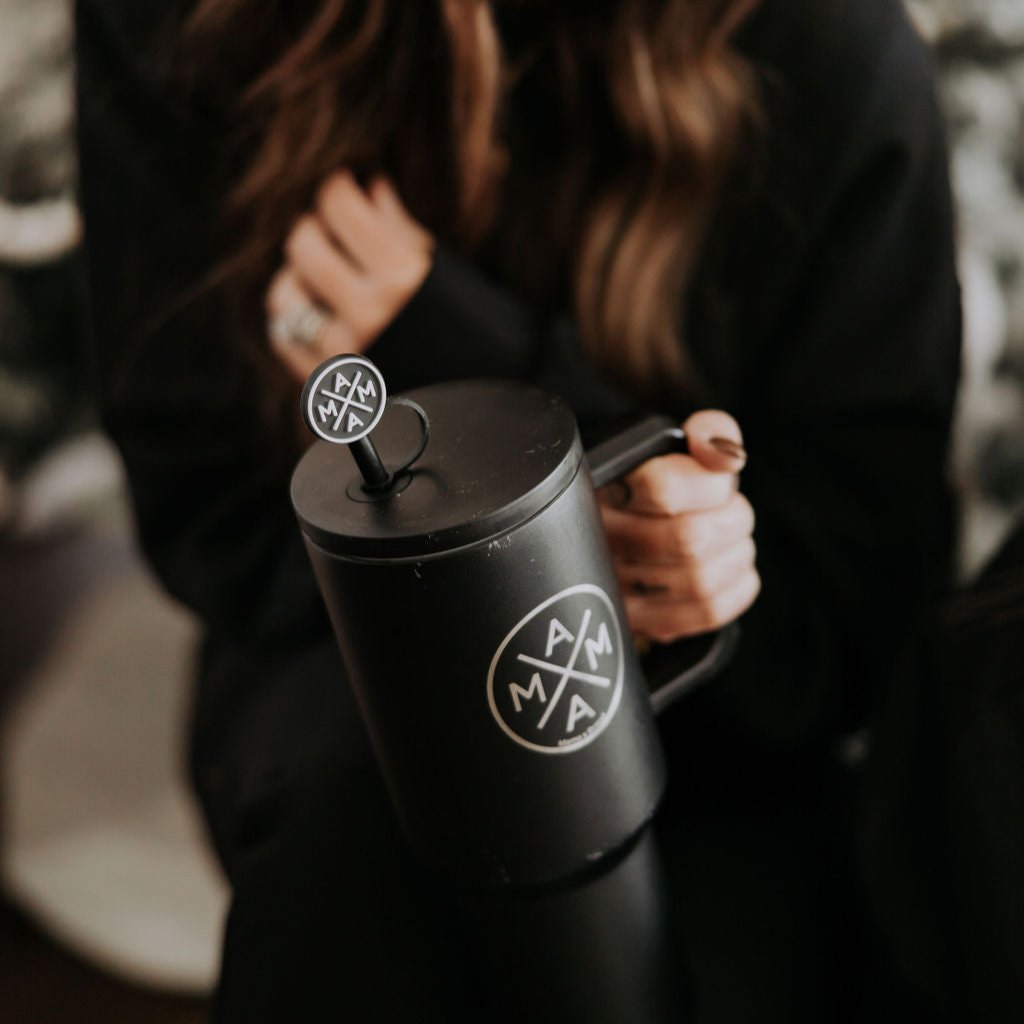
[
  {"left": 369, "top": 246, "right": 640, "bottom": 432},
  {"left": 686, "top": 0, "right": 962, "bottom": 749}
]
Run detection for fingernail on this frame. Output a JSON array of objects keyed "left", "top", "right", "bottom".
[
  {"left": 601, "top": 479, "right": 632, "bottom": 509},
  {"left": 709, "top": 436, "right": 747, "bottom": 462}
]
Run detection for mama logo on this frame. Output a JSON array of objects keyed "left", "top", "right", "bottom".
[
  {"left": 301, "top": 354, "right": 387, "bottom": 445},
  {"left": 487, "top": 585, "right": 624, "bottom": 754}
]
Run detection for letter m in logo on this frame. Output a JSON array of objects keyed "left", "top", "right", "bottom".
[
  {"left": 584, "top": 622, "right": 613, "bottom": 670},
  {"left": 317, "top": 398, "right": 341, "bottom": 423},
  {"left": 509, "top": 673, "right": 546, "bottom": 713}
]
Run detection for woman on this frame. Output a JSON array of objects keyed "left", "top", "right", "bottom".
[{"left": 76, "top": 0, "right": 961, "bottom": 1019}]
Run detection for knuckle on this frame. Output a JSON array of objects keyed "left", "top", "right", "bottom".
[
  {"left": 671, "top": 518, "right": 703, "bottom": 561},
  {"left": 637, "top": 456, "right": 693, "bottom": 513},
  {"left": 734, "top": 492, "right": 756, "bottom": 531},
  {"left": 705, "top": 569, "right": 759, "bottom": 626},
  {"left": 744, "top": 570, "right": 763, "bottom": 606},
  {"left": 285, "top": 216, "right": 316, "bottom": 258},
  {"left": 706, "top": 589, "right": 734, "bottom": 626},
  {"left": 739, "top": 536, "right": 758, "bottom": 567},
  {"left": 629, "top": 467, "right": 665, "bottom": 511},
  {"left": 644, "top": 479, "right": 675, "bottom": 514},
  {"left": 688, "top": 564, "right": 716, "bottom": 603},
  {"left": 316, "top": 174, "right": 350, "bottom": 221}
]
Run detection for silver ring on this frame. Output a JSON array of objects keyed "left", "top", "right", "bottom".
[{"left": 269, "top": 304, "right": 331, "bottom": 348}]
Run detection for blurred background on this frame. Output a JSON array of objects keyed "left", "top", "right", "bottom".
[{"left": 0, "top": 1, "right": 1021, "bottom": 1021}]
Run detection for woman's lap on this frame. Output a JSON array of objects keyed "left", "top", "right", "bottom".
[
  {"left": 191, "top": 638, "right": 479, "bottom": 1019},
  {"left": 190, "top": 639, "right": 861, "bottom": 1022}
]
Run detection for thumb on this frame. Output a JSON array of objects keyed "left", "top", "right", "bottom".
[{"left": 683, "top": 409, "right": 748, "bottom": 473}]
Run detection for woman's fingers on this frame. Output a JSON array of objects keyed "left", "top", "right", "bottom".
[
  {"left": 597, "top": 409, "right": 758, "bottom": 641},
  {"left": 601, "top": 491, "right": 756, "bottom": 565},
  {"left": 605, "top": 453, "right": 736, "bottom": 516},
  {"left": 624, "top": 567, "right": 761, "bottom": 642},
  {"left": 599, "top": 414, "right": 745, "bottom": 517},
  {"left": 285, "top": 215, "right": 368, "bottom": 312},
  {"left": 615, "top": 536, "right": 757, "bottom": 602},
  {"left": 266, "top": 264, "right": 308, "bottom": 313},
  {"left": 316, "top": 171, "right": 404, "bottom": 273},
  {"left": 272, "top": 174, "right": 434, "bottom": 362}
]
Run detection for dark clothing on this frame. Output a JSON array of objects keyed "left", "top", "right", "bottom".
[
  {"left": 861, "top": 519, "right": 1024, "bottom": 1023},
  {"left": 76, "top": 0, "right": 961, "bottom": 1020}
]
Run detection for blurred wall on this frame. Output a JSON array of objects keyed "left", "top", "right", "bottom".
[
  {"left": 910, "top": 0, "right": 1024, "bottom": 571},
  {"left": 0, "top": 0, "right": 85, "bottom": 517}
]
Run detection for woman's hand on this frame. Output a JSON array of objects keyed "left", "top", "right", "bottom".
[
  {"left": 266, "top": 171, "right": 434, "bottom": 382},
  {"left": 599, "top": 410, "right": 760, "bottom": 642}
]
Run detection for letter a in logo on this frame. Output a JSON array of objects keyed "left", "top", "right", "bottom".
[
  {"left": 545, "top": 618, "right": 574, "bottom": 657},
  {"left": 567, "top": 694, "right": 597, "bottom": 733}
]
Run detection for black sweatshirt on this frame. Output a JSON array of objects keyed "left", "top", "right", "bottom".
[{"left": 76, "top": 0, "right": 961, "bottom": 785}]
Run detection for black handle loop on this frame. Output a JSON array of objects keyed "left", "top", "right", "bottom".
[
  {"left": 647, "top": 623, "right": 740, "bottom": 715},
  {"left": 586, "top": 415, "right": 687, "bottom": 490},
  {"left": 386, "top": 397, "right": 431, "bottom": 476},
  {"left": 586, "top": 415, "right": 739, "bottom": 715}
]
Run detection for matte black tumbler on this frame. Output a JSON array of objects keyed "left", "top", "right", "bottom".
[{"left": 291, "top": 362, "right": 712, "bottom": 891}]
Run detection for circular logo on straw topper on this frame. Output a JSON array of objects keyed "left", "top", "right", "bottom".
[
  {"left": 487, "top": 585, "right": 624, "bottom": 754},
  {"left": 301, "top": 355, "right": 387, "bottom": 445}
]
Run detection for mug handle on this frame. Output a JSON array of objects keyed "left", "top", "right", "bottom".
[{"left": 586, "top": 415, "right": 740, "bottom": 715}]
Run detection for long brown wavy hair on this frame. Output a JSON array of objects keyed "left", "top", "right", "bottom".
[{"left": 186, "top": 0, "right": 759, "bottom": 398}]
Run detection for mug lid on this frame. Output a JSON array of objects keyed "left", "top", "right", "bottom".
[{"left": 291, "top": 381, "right": 582, "bottom": 560}]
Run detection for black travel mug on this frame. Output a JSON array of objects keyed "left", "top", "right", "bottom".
[{"left": 291, "top": 356, "right": 731, "bottom": 889}]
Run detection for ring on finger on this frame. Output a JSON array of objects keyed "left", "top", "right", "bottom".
[
  {"left": 629, "top": 579, "right": 670, "bottom": 596},
  {"left": 268, "top": 303, "right": 332, "bottom": 348}
]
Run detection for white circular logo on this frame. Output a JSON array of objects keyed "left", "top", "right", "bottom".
[
  {"left": 302, "top": 355, "right": 387, "bottom": 445},
  {"left": 487, "top": 585, "right": 624, "bottom": 754}
]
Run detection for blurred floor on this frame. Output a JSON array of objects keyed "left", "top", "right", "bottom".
[
  {"left": 0, "top": 895, "right": 208, "bottom": 1024},
  {"left": 0, "top": 434, "right": 223, "bottom": 1022}
]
